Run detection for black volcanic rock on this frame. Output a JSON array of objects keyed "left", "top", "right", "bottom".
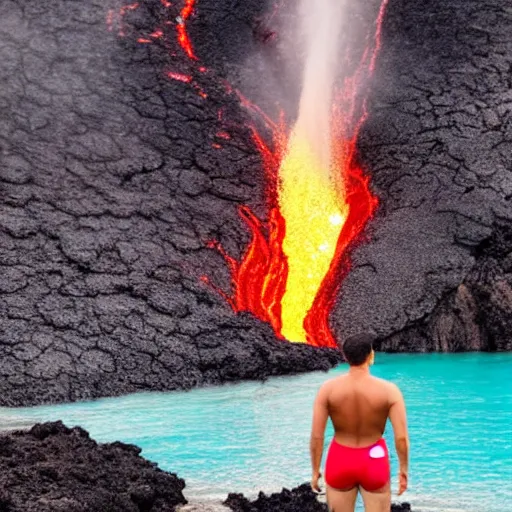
[
  {"left": 332, "top": 0, "right": 512, "bottom": 351},
  {"left": 377, "top": 223, "right": 512, "bottom": 352},
  {"left": 224, "top": 483, "right": 412, "bottom": 512},
  {"left": 0, "top": 0, "right": 342, "bottom": 406},
  {"left": 0, "top": 0, "right": 511, "bottom": 406},
  {"left": 0, "top": 421, "right": 187, "bottom": 512}
]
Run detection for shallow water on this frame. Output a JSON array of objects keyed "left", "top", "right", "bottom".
[{"left": 2, "top": 353, "right": 511, "bottom": 512}]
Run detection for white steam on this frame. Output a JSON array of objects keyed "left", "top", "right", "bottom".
[{"left": 294, "top": 0, "right": 345, "bottom": 172}]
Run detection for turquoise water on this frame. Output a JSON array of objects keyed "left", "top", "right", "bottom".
[{"left": 1, "top": 354, "right": 511, "bottom": 512}]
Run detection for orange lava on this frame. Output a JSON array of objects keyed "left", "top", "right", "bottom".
[
  {"left": 166, "top": 71, "right": 193, "bottom": 83},
  {"left": 210, "top": 117, "right": 378, "bottom": 348},
  {"left": 207, "top": 1, "right": 389, "bottom": 347},
  {"left": 177, "top": 0, "right": 198, "bottom": 60}
]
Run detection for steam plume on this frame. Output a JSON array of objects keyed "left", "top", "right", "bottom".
[{"left": 295, "top": 0, "right": 345, "bottom": 176}]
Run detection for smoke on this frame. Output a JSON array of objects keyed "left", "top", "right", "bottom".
[
  {"left": 294, "top": 0, "right": 345, "bottom": 173},
  {"left": 235, "top": 0, "right": 377, "bottom": 181}
]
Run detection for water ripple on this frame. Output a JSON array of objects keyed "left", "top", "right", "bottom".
[{"left": 1, "top": 353, "right": 511, "bottom": 512}]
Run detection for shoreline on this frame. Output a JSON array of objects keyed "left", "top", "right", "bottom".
[
  {"left": 0, "top": 421, "right": 412, "bottom": 512},
  {"left": 0, "top": 344, "right": 343, "bottom": 408},
  {"left": 2, "top": 355, "right": 510, "bottom": 512},
  {"left": 3, "top": 351, "right": 508, "bottom": 409}
]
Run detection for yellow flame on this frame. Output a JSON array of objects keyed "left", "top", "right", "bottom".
[{"left": 278, "top": 131, "right": 348, "bottom": 342}]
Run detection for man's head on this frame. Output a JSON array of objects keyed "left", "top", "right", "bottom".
[{"left": 342, "top": 333, "right": 375, "bottom": 366}]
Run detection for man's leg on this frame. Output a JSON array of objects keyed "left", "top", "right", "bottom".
[
  {"left": 326, "top": 485, "right": 358, "bottom": 512},
  {"left": 359, "top": 483, "right": 391, "bottom": 512}
]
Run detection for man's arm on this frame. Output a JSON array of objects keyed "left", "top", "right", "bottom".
[
  {"left": 310, "top": 382, "right": 330, "bottom": 491},
  {"left": 388, "top": 383, "right": 409, "bottom": 495}
]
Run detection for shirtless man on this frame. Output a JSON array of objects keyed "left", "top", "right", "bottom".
[{"left": 310, "top": 333, "right": 409, "bottom": 512}]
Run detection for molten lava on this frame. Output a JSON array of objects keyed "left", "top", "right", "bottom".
[
  {"left": 207, "top": 0, "right": 389, "bottom": 348},
  {"left": 277, "top": 130, "right": 349, "bottom": 342},
  {"left": 177, "top": 0, "right": 198, "bottom": 60},
  {"left": 210, "top": 112, "right": 378, "bottom": 348},
  {"left": 110, "top": 0, "right": 388, "bottom": 348}
]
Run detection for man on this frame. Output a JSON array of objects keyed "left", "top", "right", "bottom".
[{"left": 310, "top": 333, "right": 409, "bottom": 512}]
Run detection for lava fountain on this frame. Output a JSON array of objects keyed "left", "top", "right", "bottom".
[
  {"left": 207, "top": 0, "right": 387, "bottom": 347},
  {"left": 111, "top": 0, "right": 388, "bottom": 348},
  {"left": 278, "top": 0, "right": 349, "bottom": 343}
]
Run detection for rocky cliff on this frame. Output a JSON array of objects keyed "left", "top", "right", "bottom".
[
  {"left": 336, "top": 0, "right": 512, "bottom": 352},
  {"left": 0, "top": 0, "right": 510, "bottom": 406}
]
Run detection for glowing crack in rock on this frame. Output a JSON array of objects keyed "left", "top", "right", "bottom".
[
  {"left": 107, "top": 0, "right": 197, "bottom": 62},
  {"left": 177, "top": 0, "right": 198, "bottom": 60}
]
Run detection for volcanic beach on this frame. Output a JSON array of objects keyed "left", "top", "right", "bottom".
[
  {"left": 0, "top": 0, "right": 511, "bottom": 510},
  {"left": 0, "top": 421, "right": 413, "bottom": 512}
]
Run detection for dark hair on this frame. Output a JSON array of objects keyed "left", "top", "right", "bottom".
[{"left": 342, "top": 333, "right": 374, "bottom": 366}]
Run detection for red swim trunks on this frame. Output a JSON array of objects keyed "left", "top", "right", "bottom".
[{"left": 325, "top": 438, "right": 390, "bottom": 491}]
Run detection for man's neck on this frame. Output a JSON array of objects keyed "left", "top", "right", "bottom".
[{"left": 348, "top": 364, "right": 370, "bottom": 376}]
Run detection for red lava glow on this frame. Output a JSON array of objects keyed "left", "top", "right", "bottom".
[
  {"left": 166, "top": 70, "right": 206, "bottom": 99},
  {"left": 206, "top": 1, "right": 389, "bottom": 348},
  {"left": 110, "top": 0, "right": 198, "bottom": 64},
  {"left": 166, "top": 70, "right": 193, "bottom": 83},
  {"left": 216, "top": 131, "right": 231, "bottom": 140},
  {"left": 210, "top": 117, "right": 378, "bottom": 348},
  {"left": 177, "top": 0, "right": 198, "bottom": 60},
  {"left": 109, "top": 0, "right": 388, "bottom": 348},
  {"left": 121, "top": 2, "right": 140, "bottom": 14},
  {"left": 150, "top": 28, "right": 164, "bottom": 39}
]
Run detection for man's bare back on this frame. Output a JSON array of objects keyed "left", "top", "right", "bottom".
[
  {"left": 309, "top": 334, "right": 409, "bottom": 512},
  {"left": 325, "top": 372, "right": 400, "bottom": 447}
]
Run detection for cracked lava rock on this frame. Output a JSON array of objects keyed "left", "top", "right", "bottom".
[
  {"left": 0, "top": 421, "right": 187, "bottom": 512},
  {"left": 0, "top": 0, "right": 511, "bottom": 406},
  {"left": 224, "top": 484, "right": 411, "bottom": 512}
]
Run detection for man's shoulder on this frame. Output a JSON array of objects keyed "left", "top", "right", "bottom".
[
  {"left": 323, "top": 375, "right": 346, "bottom": 388},
  {"left": 319, "top": 374, "right": 347, "bottom": 393},
  {"left": 371, "top": 376, "right": 401, "bottom": 393},
  {"left": 377, "top": 378, "right": 404, "bottom": 403}
]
